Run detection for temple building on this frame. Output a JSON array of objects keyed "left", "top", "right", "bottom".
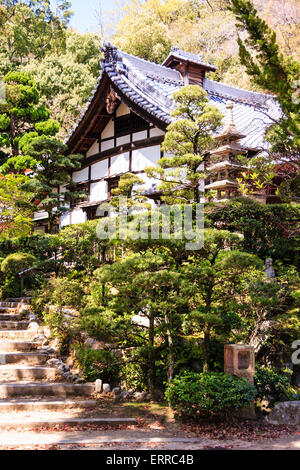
[{"left": 33, "top": 44, "right": 280, "bottom": 232}]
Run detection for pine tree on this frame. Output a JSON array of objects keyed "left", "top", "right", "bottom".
[
  {"left": 17, "top": 137, "right": 84, "bottom": 234},
  {"left": 0, "top": 174, "right": 35, "bottom": 238},
  {"left": 229, "top": 0, "right": 300, "bottom": 174},
  {"left": 0, "top": 71, "right": 59, "bottom": 165},
  {"left": 110, "top": 172, "right": 148, "bottom": 215},
  {"left": 146, "top": 85, "right": 223, "bottom": 204}
]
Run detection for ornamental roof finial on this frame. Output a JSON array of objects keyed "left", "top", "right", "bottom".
[
  {"left": 213, "top": 100, "right": 246, "bottom": 142},
  {"left": 102, "top": 42, "right": 118, "bottom": 65},
  {"left": 226, "top": 101, "right": 235, "bottom": 127}
]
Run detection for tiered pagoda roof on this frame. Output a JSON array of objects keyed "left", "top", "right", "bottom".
[{"left": 205, "top": 101, "right": 254, "bottom": 197}]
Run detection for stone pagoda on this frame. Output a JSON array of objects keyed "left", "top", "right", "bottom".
[{"left": 205, "top": 101, "right": 251, "bottom": 201}]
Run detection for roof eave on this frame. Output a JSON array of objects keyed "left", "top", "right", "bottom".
[
  {"left": 66, "top": 72, "right": 169, "bottom": 155},
  {"left": 162, "top": 54, "right": 216, "bottom": 72}
]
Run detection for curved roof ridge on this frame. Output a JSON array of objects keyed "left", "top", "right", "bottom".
[
  {"left": 109, "top": 67, "right": 172, "bottom": 120},
  {"left": 120, "top": 57, "right": 175, "bottom": 110},
  {"left": 120, "top": 50, "right": 183, "bottom": 82}
]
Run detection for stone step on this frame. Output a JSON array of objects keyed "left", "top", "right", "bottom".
[
  {"left": 0, "top": 399, "right": 97, "bottom": 412},
  {"left": 0, "top": 307, "right": 17, "bottom": 312},
  {"left": 0, "top": 365, "right": 57, "bottom": 382},
  {"left": 0, "top": 341, "right": 40, "bottom": 352},
  {"left": 0, "top": 352, "right": 50, "bottom": 365},
  {"left": 5, "top": 297, "right": 31, "bottom": 303},
  {"left": 0, "top": 330, "right": 37, "bottom": 341},
  {"left": 0, "top": 321, "right": 29, "bottom": 330},
  {"left": 0, "top": 382, "right": 95, "bottom": 398},
  {"left": 0, "top": 314, "right": 22, "bottom": 321},
  {"left": 0, "top": 433, "right": 203, "bottom": 448},
  {"left": 0, "top": 302, "right": 19, "bottom": 308},
  {"left": 0, "top": 417, "right": 137, "bottom": 430}
]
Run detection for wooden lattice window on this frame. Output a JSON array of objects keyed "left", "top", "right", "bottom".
[{"left": 115, "top": 112, "right": 148, "bottom": 137}]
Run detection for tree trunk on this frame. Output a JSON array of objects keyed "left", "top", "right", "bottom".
[
  {"left": 102, "top": 282, "right": 106, "bottom": 306},
  {"left": 48, "top": 213, "right": 54, "bottom": 234},
  {"left": 203, "top": 288, "right": 213, "bottom": 372},
  {"left": 203, "top": 328, "right": 210, "bottom": 373},
  {"left": 148, "top": 313, "right": 156, "bottom": 400},
  {"left": 165, "top": 313, "right": 175, "bottom": 384},
  {"left": 9, "top": 114, "right": 18, "bottom": 157},
  {"left": 194, "top": 183, "right": 200, "bottom": 205}
]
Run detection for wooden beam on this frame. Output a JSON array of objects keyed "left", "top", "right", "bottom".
[{"left": 81, "top": 135, "right": 164, "bottom": 170}]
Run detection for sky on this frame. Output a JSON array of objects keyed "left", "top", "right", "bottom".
[{"left": 66, "top": 0, "right": 125, "bottom": 35}]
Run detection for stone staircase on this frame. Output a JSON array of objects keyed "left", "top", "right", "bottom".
[{"left": 0, "top": 299, "right": 136, "bottom": 431}]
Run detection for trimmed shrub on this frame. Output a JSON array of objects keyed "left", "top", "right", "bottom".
[
  {"left": 75, "top": 346, "right": 120, "bottom": 383},
  {"left": 165, "top": 371, "right": 256, "bottom": 419},
  {"left": 1, "top": 252, "right": 36, "bottom": 276},
  {"left": 1, "top": 276, "right": 21, "bottom": 300},
  {"left": 48, "top": 278, "right": 85, "bottom": 309}
]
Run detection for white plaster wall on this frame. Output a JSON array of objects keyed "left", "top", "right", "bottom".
[
  {"left": 90, "top": 181, "right": 108, "bottom": 202},
  {"left": 132, "top": 145, "right": 161, "bottom": 171},
  {"left": 132, "top": 130, "right": 147, "bottom": 141},
  {"left": 60, "top": 213, "right": 71, "bottom": 228},
  {"left": 150, "top": 127, "right": 165, "bottom": 138},
  {"left": 91, "top": 160, "right": 108, "bottom": 180},
  {"left": 101, "top": 139, "right": 114, "bottom": 151},
  {"left": 71, "top": 209, "right": 87, "bottom": 225},
  {"left": 72, "top": 167, "right": 89, "bottom": 183},
  {"left": 110, "top": 152, "right": 130, "bottom": 175},
  {"left": 86, "top": 140, "right": 99, "bottom": 158},
  {"left": 101, "top": 119, "right": 114, "bottom": 139},
  {"left": 116, "top": 135, "right": 130, "bottom": 146},
  {"left": 117, "top": 103, "right": 130, "bottom": 117}
]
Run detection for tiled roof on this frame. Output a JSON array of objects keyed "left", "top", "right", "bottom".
[
  {"left": 162, "top": 47, "right": 216, "bottom": 71},
  {"left": 206, "top": 161, "right": 248, "bottom": 172},
  {"left": 204, "top": 79, "right": 282, "bottom": 150},
  {"left": 205, "top": 179, "right": 239, "bottom": 190},
  {"left": 66, "top": 44, "right": 282, "bottom": 152}
]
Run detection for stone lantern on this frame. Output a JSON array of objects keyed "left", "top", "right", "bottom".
[{"left": 224, "top": 344, "right": 255, "bottom": 384}]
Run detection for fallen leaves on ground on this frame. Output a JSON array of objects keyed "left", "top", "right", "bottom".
[
  {"left": 180, "top": 420, "right": 296, "bottom": 441},
  {"left": 0, "top": 421, "right": 146, "bottom": 433}
]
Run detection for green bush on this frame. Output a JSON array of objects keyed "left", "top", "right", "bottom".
[
  {"left": 76, "top": 346, "right": 120, "bottom": 383},
  {"left": 1, "top": 276, "right": 21, "bottom": 300},
  {"left": 80, "top": 307, "right": 113, "bottom": 341},
  {"left": 255, "top": 366, "right": 294, "bottom": 402},
  {"left": 121, "top": 348, "right": 148, "bottom": 391},
  {"left": 1, "top": 252, "right": 36, "bottom": 276},
  {"left": 42, "top": 307, "right": 80, "bottom": 355},
  {"left": 0, "top": 234, "right": 57, "bottom": 261},
  {"left": 34, "top": 277, "right": 85, "bottom": 313},
  {"left": 165, "top": 371, "right": 256, "bottom": 419},
  {"left": 49, "top": 278, "right": 85, "bottom": 309}
]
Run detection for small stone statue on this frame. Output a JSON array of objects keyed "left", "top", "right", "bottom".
[{"left": 265, "top": 258, "right": 276, "bottom": 280}]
